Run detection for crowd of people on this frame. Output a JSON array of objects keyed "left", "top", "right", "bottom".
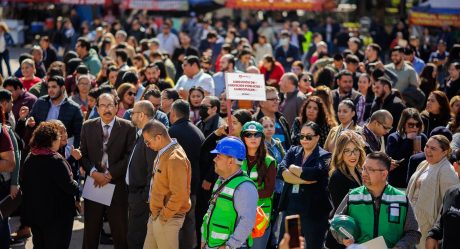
[{"left": 0, "top": 11, "right": 459, "bottom": 249}]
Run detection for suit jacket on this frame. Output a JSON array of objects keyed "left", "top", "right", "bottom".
[
  {"left": 80, "top": 117, "right": 136, "bottom": 204},
  {"left": 28, "top": 96, "right": 83, "bottom": 147},
  {"left": 127, "top": 130, "right": 157, "bottom": 202},
  {"left": 168, "top": 118, "right": 205, "bottom": 195}
]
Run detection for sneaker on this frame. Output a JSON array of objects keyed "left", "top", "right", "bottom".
[{"left": 9, "top": 238, "right": 25, "bottom": 247}]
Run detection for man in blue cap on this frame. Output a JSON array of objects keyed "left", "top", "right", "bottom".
[{"left": 201, "top": 136, "right": 258, "bottom": 249}]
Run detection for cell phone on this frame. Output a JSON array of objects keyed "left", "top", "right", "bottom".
[{"left": 285, "top": 214, "right": 301, "bottom": 249}]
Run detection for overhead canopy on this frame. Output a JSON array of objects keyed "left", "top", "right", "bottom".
[
  {"left": 122, "top": 0, "right": 189, "bottom": 10},
  {"left": 225, "top": 0, "right": 336, "bottom": 11},
  {"left": 409, "top": 4, "right": 460, "bottom": 28}
]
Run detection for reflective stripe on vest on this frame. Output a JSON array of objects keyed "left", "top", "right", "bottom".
[
  {"left": 241, "top": 156, "right": 276, "bottom": 220},
  {"left": 201, "top": 174, "right": 255, "bottom": 248},
  {"left": 348, "top": 185, "right": 407, "bottom": 248}
]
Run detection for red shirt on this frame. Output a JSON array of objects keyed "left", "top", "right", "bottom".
[
  {"left": 20, "top": 76, "right": 42, "bottom": 91},
  {"left": 0, "top": 126, "right": 13, "bottom": 152},
  {"left": 259, "top": 61, "right": 285, "bottom": 85}
]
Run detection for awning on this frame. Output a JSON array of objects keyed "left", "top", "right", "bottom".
[
  {"left": 409, "top": 5, "right": 460, "bottom": 28},
  {"left": 225, "top": 0, "right": 336, "bottom": 11},
  {"left": 122, "top": 0, "right": 189, "bottom": 10}
]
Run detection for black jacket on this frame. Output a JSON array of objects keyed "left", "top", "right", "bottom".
[
  {"left": 127, "top": 130, "right": 157, "bottom": 201},
  {"left": 28, "top": 96, "right": 83, "bottom": 147},
  {"left": 370, "top": 92, "right": 406, "bottom": 129},
  {"left": 332, "top": 89, "right": 362, "bottom": 115},
  {"left": 169, "top": 118, "right": 205, "bottom": 195},
  {"left": 196, "top": 114, "right": 222, "bottom": 138},
  {"left": 428, "top": 185, "right": 460, "bottom": 249},
  {"left": 22, "top": 153, "right": 79, "bottom": 226},
  {"left": 278, "top": 145, "right": 332, "bottom": 216}
]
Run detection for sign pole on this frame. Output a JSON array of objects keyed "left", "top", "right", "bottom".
[
  {"left": 224, "top": 72, "right": 233, "bottom": 136},
  {"left": 226, "top": 99, "right": 233, "bottom": 136}
]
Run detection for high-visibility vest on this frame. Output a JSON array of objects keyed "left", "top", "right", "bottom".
[
  {"left": 348, "top": 185, "right": 407, "bottom": 248},
  {"left": 201, "top": 173, "right": 255, "bottom": 248},
  {"left": 241, "top": 155, "right": 276, "bottom": 220}
]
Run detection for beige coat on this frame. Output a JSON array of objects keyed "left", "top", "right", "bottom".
[
  {"left": 406, "top": 157, "right": 459, "bottom": 249},
  {"left": 324, "top": 122, "right": 362, "bottom": 152}
]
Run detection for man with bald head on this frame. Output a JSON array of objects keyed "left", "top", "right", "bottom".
[
  {"left": 80, "top": 93, "right": 136, "bottom": 249},
  {"left": 125, "top": 100, "right": 157, "bottom": 249},
  {"left": 362, "top": 110, "right": 393, "bottom": 154}
]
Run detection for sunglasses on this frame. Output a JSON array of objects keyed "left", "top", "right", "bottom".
[
  {"left": 127, "top": 91, "right": 136, "bottom": 96},
  {"left": 243, "top": 132, "right": 263, "bottom": 138},
  {"left": 299, "top": 134, "right": 317, "bottom": 141},
  {"left": 406, "top": 122, "right": 421, "bottom": 129}
]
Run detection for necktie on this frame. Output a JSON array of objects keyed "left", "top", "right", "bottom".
[{"left": 101, "top": 125, "right": 110, "bottom": 172}]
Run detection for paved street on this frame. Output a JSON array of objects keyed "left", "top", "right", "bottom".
[{"left": 5, "top": 47, "right": 113, "bottom": 249}]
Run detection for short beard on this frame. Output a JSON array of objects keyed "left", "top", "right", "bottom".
[{"left": 50, "top": 91, "right": 62, "bottom": 101}]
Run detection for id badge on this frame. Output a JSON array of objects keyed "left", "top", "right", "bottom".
[
  {"left": 389, "top": 203, "right": 400, "bottom": 223},
  {"left": 292, "top": 184, "right": 300, "bottom": 194}
]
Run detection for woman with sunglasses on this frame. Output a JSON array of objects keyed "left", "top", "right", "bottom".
[
  {"left": 279, "top": 121, "right": 332, "bottom": 249},
  {"left": 116, "top": 83, "right": 136, "bottom": 118},
  {"left": 407, "top": 135, "right": 459, "bottom": 249},
  {"left": 325, "top": 130, "right": 365, "bottom": 249},
  {"left": 386, "top": 108, "right": 427, "bottom": 188},
  {"left": 324, "top": 99, "right": 362, "bottom": 153},
  {"left": 240, "top": 121, "right": 276, "bottom": 249},
  {"left": 421, "top": 91, "right": 451, "bottom": 137},
  {"left": 298, "top": 72, "right": 314, "bottom": 94},
  {"left": 291, "top": 96, "right": 337, "bottom": 147}
]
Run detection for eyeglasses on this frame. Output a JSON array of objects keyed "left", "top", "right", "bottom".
[
  {"left": 243, "top": 132, "right": 263, "bottom": 138},
  {"left": 266, "top": 98, "right": 280, "bottom": 103},
  {"left": 299, "top": 134, "right": 317, "bottom": 141},
  {"left": 406, "top": 122, "right": 421, "bottom": 129},
  {"left": 144, "top": 138, "right": 154, "bottom": 146},
  {"left": 127, "top": 92, "right": 136, "bottom": 96},
  {"left": 343, "top": 148, "right": 361, "bottom": 156},
  {"left": 98, "top": 104, "right": 116, "bottom": 109},
  {"left": 378, "top": 122, "right": 392, "bottom": 131},
  {"left": 362, "top": 166, "right": 386, "bottom": 173}
]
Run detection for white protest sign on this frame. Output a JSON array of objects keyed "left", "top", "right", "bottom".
[{"left": 225, "top": 73, "right": 266, "bottom": 101}]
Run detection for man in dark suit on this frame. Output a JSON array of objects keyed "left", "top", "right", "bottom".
[
  {"left": 125, "top": 100, "right": 157, "bottom": 249},
  {"left": 80, "top": 93, "right": 136, "bottom": 249},
  {"left": 168, "top": 99, "right": 205, "bottom": 249}
]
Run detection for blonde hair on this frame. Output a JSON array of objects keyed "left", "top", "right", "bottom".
[
  {"left": 329, "top": 130, "right": 366, "bottom": 179},
  {"left": 0, "top": 22, "right": 9, "bottom": 33}
]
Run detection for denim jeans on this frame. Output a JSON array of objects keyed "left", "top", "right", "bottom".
[
  {"left": 0, "top": 49, "right": 12, "bottom": 77},
  {"left": 252, "top": 224, "right": 271, "bottom": 249}
]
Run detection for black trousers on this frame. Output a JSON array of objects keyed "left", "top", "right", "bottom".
[
  {"left": 31, "top": 216, "right": 73, "bottom": 249},
  {"left": 83, "top": 199, "right": 128, "bottom": 249},
  {"left": 127, "top": 191, "right": 149, "bottom": 249}
]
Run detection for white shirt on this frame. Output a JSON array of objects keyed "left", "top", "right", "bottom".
[
  {"left": 156, "top": 32, "right": 180, "bottom": 56},
  {"left": 175, "top": 70, "right": 215, "bottom": 96}
]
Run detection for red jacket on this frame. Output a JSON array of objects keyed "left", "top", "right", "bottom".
[{"left": 259, "top": 61, "right": 285, "bottom": 85}]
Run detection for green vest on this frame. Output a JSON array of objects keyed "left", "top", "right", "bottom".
[
  {"left": 201, "top": 173, "right": 255, "bottom": 248},
  {"left": 302, "top": 31, "right": 313, "bottom": 53},
  {"left": 241, "top": 156, "right": 275, "bottom": 220},
  {"left": 348, "top": 185, "right": 407, "bottom": 248}
]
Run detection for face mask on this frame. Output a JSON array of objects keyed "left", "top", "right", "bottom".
[
  {"left": 199, "top": 106, "right": 210, "bottom": 120},
  {"left": 281, "top": 38, "right": 289, "bottom": 46}
]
